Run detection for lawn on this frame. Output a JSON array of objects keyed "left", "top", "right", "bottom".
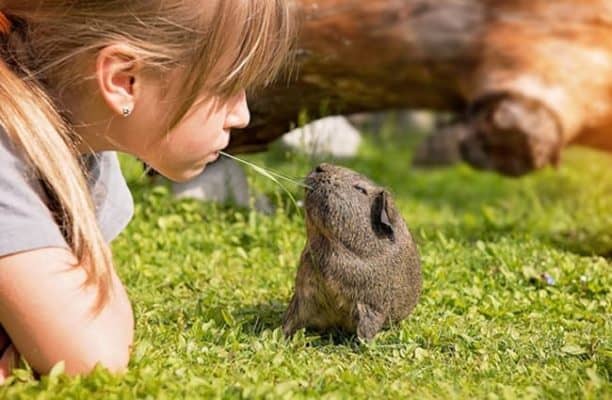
[{"left": 1, "top": 123, "right": 610, "bottom": 399}]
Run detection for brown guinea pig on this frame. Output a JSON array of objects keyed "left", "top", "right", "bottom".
[{"left": 282, "top": 163, "right": 422, "bottom": 340}]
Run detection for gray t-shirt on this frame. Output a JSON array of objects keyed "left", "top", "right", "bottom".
[{"left": 0, "top": 129, "right": 134, "bottom": 257}]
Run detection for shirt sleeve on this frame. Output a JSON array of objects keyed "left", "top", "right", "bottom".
[
  {"left": 0, "top": 131, "right": 68, "bottom": 257},
  {"left": 0, "top": 130, "right": 134, "bottom": 258}
]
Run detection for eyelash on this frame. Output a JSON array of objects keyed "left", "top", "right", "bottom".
[{"left": 354, "top": 184, "right": 368, "bottom": 195}]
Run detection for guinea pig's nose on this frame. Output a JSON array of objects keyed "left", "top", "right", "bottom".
[
  {"left": 308, "top": 163, "right": 330, "bottom": 180},
  {"left": 315, "top": 163, "right": 329, "bottom": 173}
]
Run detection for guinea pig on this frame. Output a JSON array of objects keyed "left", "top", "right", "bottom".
[{"left": 282, "top": 163, "right": 422, "bottom": 340}]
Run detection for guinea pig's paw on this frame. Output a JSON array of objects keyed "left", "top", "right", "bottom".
[
  {"left": 355, "top": 303, "right": 385, "bottom": 341},
  {"left": 281, "top": 296, "right": 303, "bottom": 338},
  {"left": 282, "top": 316, "right": 302, "bottom": 339}
]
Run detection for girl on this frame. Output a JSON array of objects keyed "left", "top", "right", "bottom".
[{"left": 0, "top": 1, "right": 293, "bottom": 381}]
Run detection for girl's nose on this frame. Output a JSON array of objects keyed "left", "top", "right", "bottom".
[{"left": 225, "top": 90, "right": 250, "bottom": 129}]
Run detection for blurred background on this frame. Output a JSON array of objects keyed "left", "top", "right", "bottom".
[{"left": 157, "top": 0, "right": 612, "bottom": 213}]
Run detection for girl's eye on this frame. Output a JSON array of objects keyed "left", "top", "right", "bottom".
[{"left": 354, "top": 184, "right": 368, "bottom": 195}]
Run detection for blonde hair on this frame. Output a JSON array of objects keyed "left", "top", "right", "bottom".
[{"left": 0, "top": 1, "right": 295, "bottom": 306}]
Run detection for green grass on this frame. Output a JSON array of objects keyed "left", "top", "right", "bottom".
[{"left": 2, "top": 125, "right": 611, "bottom": 399}]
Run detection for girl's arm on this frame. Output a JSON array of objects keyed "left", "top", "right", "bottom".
[{"left": 0, "top": 247, "right": 134, "bottom": 378}]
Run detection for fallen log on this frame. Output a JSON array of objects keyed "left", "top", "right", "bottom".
[{"left": 230, "top": 0, "right": 612, "bottom": 176}]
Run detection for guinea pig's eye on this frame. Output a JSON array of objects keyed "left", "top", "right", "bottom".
[{"left": 354, "top": 184, "right": 368, "bottom": 195}]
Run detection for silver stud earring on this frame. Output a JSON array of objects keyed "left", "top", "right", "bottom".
[{"left": 122, "top": 106, "right": 133, "bottom": 118}]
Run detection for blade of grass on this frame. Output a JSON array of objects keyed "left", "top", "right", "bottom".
[
  {"left": 220, "top": 152, "right": 312, "bottom": 190},
  {"left": 220, "top": 151, "right": 307, "bottom": 213}
]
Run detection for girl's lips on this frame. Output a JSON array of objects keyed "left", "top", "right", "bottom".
[{"left": 202, "top": 132, "right": 229, "bottom": 164}]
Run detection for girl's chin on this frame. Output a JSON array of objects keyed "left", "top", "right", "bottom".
[
  {"left": 156, "top": 153, "right": 222, "bottom": 182},
  {"left": 164, "top": 164, "right": 206, "bottom": 183}
]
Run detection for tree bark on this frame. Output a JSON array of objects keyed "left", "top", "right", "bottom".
[{"left": 229, "top": 0, "right": 612, "bottom": 176}]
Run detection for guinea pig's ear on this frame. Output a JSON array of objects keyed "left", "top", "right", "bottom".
[{"left": 377, "top": 190, "right": 396, "bottom": 241}]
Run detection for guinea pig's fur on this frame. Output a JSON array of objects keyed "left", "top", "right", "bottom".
[{"left": 282, "top": 163, "right": 422, "bottom": 340}]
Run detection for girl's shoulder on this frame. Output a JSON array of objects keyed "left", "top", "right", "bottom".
[{"left": 0, "top": 128, "right": 134, "bottom": 257}]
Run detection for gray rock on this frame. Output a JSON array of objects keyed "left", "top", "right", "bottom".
[
  {"left": 281, "top": 116, "right": 362, "bottom": 158},
  {"left": 404, "top": 110, "right": 437, "bottom": 133},
  {"left": 171, "top": 157, "right": 273, "bottom": 214}
]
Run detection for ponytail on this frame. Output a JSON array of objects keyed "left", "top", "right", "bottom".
[{"left": 0, "top": 13, "right": 113, "bottom": 308}]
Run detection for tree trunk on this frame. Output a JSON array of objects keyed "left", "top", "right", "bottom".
[{"left": 229, "top": 0, "right": 612, "bottom": 176}]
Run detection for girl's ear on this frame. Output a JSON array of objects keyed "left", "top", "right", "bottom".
[{"left": 96, "top": 44, "right": 142, "bottom": 117}]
